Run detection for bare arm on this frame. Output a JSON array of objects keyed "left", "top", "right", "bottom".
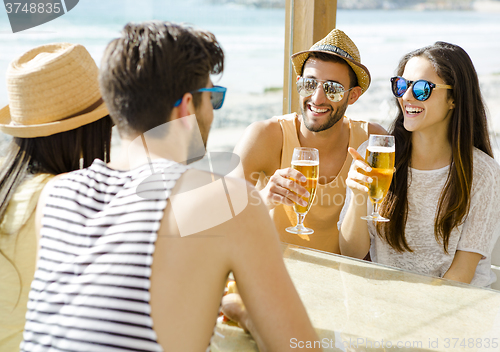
[
  {"left": 443, "top": 159, "right": 500, "bottom": 285},
  {"left": 151, "top": 170, "right": 320, "bottom": 351},
  {"left": 339, "top": 123, "right": 387, "bottom": 258},
  {"left": 228, "top": 184, "right": 320, "bottom": 350},
  {"left": 443, "top": 250, "right": 482, "bottom": 284},
  {"left": 339, "top": 147, "right": 372, "bottom": 259},
  {"left": 232, "top": 119, "right": 310, "bottom": 210},
  {"left": 231, "top": 119, "right": 282, "bottom": 184}
]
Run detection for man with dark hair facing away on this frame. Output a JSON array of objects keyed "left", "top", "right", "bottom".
[{"left": 21, "top": 21, "right": 321, "bottom": 352}]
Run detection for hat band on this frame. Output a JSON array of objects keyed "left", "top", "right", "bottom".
[
  {"left": 311, "top": 44, "right": 354, "bottom": 61},
  {"left": 8, "top": 98, "right": 104, "bottom": 127},
  {"left": 64, "top": 98, "right": 104, "bottom": 120}
]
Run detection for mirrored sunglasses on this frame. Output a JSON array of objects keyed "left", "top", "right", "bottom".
[
  {"left": 174, "top": 86, "right": 227, "bottom": 110},
  {"left": 296, "top": 77, "right": 352, "bottom": 103},
  {"left": 391, "top": 76, "right": 452, "bottom": 101}
]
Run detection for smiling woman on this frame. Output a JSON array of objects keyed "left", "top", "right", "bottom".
[
  {"left": 396, "top": 56, "right": 456, "bottom": 137},
  {"left": 339, "top": 41, "right": 500, "bottom": 288}
]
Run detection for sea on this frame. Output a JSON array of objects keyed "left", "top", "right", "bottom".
[
  {"left": 1, "top": 1, "right": 500, "bottom": 97},
  {"left": 1, "top": 0, "right": 500, "bottom": 151}
]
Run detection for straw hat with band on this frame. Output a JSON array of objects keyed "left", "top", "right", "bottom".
[
  {"left": 291, "top": 29, "right": 371, "bottom": 94},
  {"left": 0, "top": 43, "right": 109, "bottom": 138}
]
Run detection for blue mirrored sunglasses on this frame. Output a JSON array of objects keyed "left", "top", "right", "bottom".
[
  {"left": 173, "top": 86, "right": 227, "bottom": 110},
  {"left": 391, "top": 76, "right": 452, "bottom": 101}
]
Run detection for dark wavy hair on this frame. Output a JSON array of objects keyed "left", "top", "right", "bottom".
[
  {"left": 378, "top": 41, "right": 493, "bottom": 253},
  {"left": 99, "top": 21, "right": 224, "bottom": 137},
  {"left": 0, "top": 116, "right": 113, "bottom": 223},
  {"left": 0, "top": 116, "right": 112, "bottom": 303}
]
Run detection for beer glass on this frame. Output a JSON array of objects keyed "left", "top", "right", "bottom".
[
  {"left": 361, "top": 135, "right": 395, "bottom": 222},
  {"left": 286, "top": 147, "right": 319, "bottom": 235}
]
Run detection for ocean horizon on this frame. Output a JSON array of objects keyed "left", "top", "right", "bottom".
[
  {"left": 1, "top": 2, "right": 499, "bottom": 99},
  {"left": 0, "top": 0, "right": 499, "bottom": 155}
]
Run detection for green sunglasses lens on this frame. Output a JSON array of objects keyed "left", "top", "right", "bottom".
[
  {"left": 208, "top": 86, "right": 226, "bottom": 110},
  {"left": 211, "top": 92, "right": 223, "bottom": 109}
]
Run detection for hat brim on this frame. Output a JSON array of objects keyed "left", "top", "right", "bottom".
[
  {"left": 291, "top": 49, "right": 371, "bottom": 94},
  {"left": 0, "top": 101, "right": 109, "bottom": 138}
]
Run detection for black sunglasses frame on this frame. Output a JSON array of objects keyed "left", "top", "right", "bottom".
[{"left": 391, "top": 76, "right": 452, "bottom": 102}]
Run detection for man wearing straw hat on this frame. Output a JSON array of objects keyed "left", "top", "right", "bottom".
[{"left": 233, "top": 28, "right": 385, "bottom": 254}]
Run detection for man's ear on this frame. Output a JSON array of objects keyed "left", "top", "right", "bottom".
[
  {"left": 347, "top": 86, "right": 363, "bottom": 105},
  {"left": 171, "top": 93, "right": 195, "bottom": 120}
]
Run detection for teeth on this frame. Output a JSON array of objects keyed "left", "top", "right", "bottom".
[
  {"left": 406, "top": 106, "right": 423, "bottom": 114},
  {"left": 309, "top": 105, "right": 328, "bottom": 113}
]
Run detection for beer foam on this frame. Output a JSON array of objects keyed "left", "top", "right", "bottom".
[
  {"left": 367, "top": 145, "right": 395, "bottom": 153},
  {"left": 291, "top": 160, "right": 319, "bottom": 166}
]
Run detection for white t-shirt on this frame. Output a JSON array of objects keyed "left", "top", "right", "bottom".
[{"left": 339, "top": 142, "right": 500, "bottom": 287}]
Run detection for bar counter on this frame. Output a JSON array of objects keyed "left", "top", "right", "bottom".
[{"left": 211, "top": 244, "right": 500, "bottom": 352}]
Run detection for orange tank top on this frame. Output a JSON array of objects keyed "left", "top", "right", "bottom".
[{"left": 267, "top": 113, "right": 369, "bottom": 253}]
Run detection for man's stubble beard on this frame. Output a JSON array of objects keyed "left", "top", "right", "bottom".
[{"left": 301, "top": 95, "right": 349, "bottom": 133}]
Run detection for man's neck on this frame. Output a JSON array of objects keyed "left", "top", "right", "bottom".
[
  {"left": 107, "top": 114, "right": 205, "bottom": 171},
  {"left": 297, "top": 115, "right": 349, "bottom": 152},
  {"left": 107, "top": 137, "right": 190, "bottom": 171},
  {"left": 297, "top": 114, "right": 350, "bottom": 184}
]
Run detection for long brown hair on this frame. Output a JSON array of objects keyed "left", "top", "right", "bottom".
[
  {"left": 378, "top": 41, "right": 493, "bottom": 253},
  {"left": 0, "top": 115, "right": 113, "bottom": 223}
]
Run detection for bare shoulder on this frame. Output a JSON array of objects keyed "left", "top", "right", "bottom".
[
  {"left": 367, "top": 122, "right": 387, "bottom": 135},
  {"left": 472, "top": 148, "right": 500, "bottom": 188},
  {"left": 232, "top": 116, "right": 284, "bottom": 181},
  {"left": 234, "top": 117, "right": 283, "bottom": 155},
  {"left": 162, "top": 168, "right": 271, "bottom": 237}
]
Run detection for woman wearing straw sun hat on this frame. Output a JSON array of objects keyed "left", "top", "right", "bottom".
[{"left": 0, "top": 43, "right": 112, "bottom": 352}]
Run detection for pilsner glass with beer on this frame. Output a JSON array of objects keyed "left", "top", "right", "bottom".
[
  {"left": 285, "top": 147, "right": 319, "bottom": 235},
  {"left": 361, "top": 135, "right": 395, "bottom": 222}
]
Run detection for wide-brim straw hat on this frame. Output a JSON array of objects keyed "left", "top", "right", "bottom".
[
  {"left": 291, "top": 29, "right": 371, "bottom": 94},
  {"left": 0, "top": 43, "right": 108, "bottom": 138}
]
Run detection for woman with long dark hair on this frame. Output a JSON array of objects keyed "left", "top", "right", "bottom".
[
  {"left": 339, "top": 41, "right": 500, "bottom": 287},
  {"left": 0, "top": 43, "right": 112, "bottom": 351}
]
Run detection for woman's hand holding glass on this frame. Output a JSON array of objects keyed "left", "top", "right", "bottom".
[
  {"left": 346, "top": 134, "right": 395, "bottom": 222},
  {"left": 346, "top": 147, "right": 374, "bottom": 195}
]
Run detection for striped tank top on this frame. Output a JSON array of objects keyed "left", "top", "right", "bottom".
[{"left": 20, "top": 159, "right": 188, "bottom": 352}]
